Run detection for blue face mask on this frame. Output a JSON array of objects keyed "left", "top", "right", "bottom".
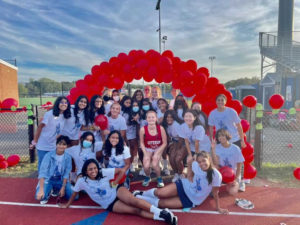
[
  {"left": 142, "top": 105, "right": 150, "bottom": 111},
  {"left": 83, "top": 140, "right": 92, "bottom": 148},
  {"left": 132, "top": 106, "right": 139, "bottom": 112}
]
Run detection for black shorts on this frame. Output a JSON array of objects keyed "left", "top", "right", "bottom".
[
  {"left": 175, "top": 179, "right": 193, "bottom": 208},
  {"left": 106, "top": 184, "right": 123, "bottom": 212}
]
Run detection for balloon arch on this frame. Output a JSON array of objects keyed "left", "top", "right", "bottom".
[{"left": 67, "top": 49, "right": 241, "bottom": 116}]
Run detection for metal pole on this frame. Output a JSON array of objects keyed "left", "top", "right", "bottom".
[{"left": 156, "top": 0, "right": 162, "bottom": 53}]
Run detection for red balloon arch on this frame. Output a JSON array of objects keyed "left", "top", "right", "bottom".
[{"left": 67, "top": 49, "right": 238, "bottom": 116}]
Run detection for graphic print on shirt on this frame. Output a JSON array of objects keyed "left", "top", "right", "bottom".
[
  {"left": 111, "top": 157, "right": 120, "bottom": 166},
  {"left": 96, "top": 188, "right": 107, "bottom": 197},
  {"left": 223, "top": 158, "right": 232, "bottom": 168},
  {"left": 53, "top": 165, "right": 62, "bottom": 179},
  {"left": 192, "top": 177, "right": 202, "bottom": 192},
  {"left": 53, "top": 123, "right": 61, "bottom": 137},
  {"left": 109, "top": 125, "right": 115, "bottom": 132},
  {"left": 218, "top": 119, "right": 228, "bottom": 131}
]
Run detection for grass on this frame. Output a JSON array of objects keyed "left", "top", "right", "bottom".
[
  {"left": 19, "top": 97, "right": 57, "bottom": 106},
  {"left": 257, "top": 162, "right": 300, "bottom": 188},
  {"left": 0, "top": 158, "right": 37, "bottom": 178}
]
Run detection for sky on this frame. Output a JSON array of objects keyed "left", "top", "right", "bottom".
[{"left": 1, "top": 0, "right": 300, "bottom": 84}]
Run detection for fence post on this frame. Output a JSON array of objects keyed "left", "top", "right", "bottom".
[
  {"left": 254, "top": 112, "right": 262, "bottom": 170},
  {"left": 28, "top": 104, "right": 36, "bottom": 163}
]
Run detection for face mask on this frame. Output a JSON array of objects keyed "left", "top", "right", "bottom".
[
  {"left": 132, "top": 106, "right": 139, "bottom": 112},
  {"left": 113, "top": 96, "right": 120, "bottom": 102},
  {"left": 177, "top": 108, "right": 183, "bottom": 116},
  {"left": 142, "top": 105, "right": 150, "bottom": 111},
  {"left": 83, "top": 140, "right": 92, "bottom": 148}
]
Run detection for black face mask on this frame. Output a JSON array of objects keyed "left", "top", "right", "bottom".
[
  {"left": 103, "top": 95, "right": 110, "bottom": 102},
  {"left": 175, "top": 100, "right": 183, "bottom": 106}
]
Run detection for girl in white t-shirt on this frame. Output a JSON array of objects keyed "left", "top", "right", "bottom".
[
  {"left": 106, "top": 103, "right": 127, "bottom": 142},
  {"left": 161, "top": 110, "right": 187, "bottom": 182},
  {"left": 59, "top": 159, "right": 178, "bottom": 224},
  {"left": 211, "top": 129, "right": 245, "bottom": 194},
  {"left": 134, "top": 151, "right": 228, "bottom": 214},
  {"left": 30, "top": 96, "right": 71, "bottom": 171},
  {"left": 89, "top": 95, "right": 106, "bottom": 142},
  {"left": 173, "top": 94, "right": 188, "bottom": 123},
  {"left": 191, "top": 102, "right": 209, "bottom": 133},
  {"left": 61, "top": 95, "right": 90, "bottom": 146},
  {"left": 66, "top": 131, "right": 103, "bottom": 177}
]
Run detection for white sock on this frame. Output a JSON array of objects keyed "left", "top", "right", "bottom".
[
  {"left": 150, "top": 205, "right": 163, "bottom": 221},
  {"left": 136, "top": 195, "right": 159, "bottom": 207},
  {"left": 143, "top": 188, "right": 157, "bottom": 198}
]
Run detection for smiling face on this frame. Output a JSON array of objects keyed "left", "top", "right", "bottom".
[
  {"left": 124, "top": 99, "right": 131, "bottom": 108},
  {"left": 192, "top": 103, "right": 201, "bottom": 111},
  {"left": 216, "top": 95, "right": 226, "bottom": 109},
  {"left": 197, "top": 155, "right": 210, "bottom": 171},
  {"left": 59, "top": 99, "right": 68, "bottom": 112},
  {"left": 151, "top": 87, "right": 158, "bottom": 98},
  {"left": 146, "top": 111, "right": 157, "bottom": 125},
  {"left": 166, "top": 113, "right": 174, "bottom": 125},
  {"left": 56, "top": 140, "right": 68, "bottom": 155},
  {"left": 110, "top": 103, "right": 121, "bottom": 118},
  {"left": 78, "top": 97, "right": 88, "bottom": 110},
  {"left": 184, "top": 112, "right": 195, "bottom": 126},
  {"left": 109, "top": 132, "right": 120, "bottom": 147},
  {"left": 158, "top": 99, "right": 167, "bottom": 111},
  {"left": 94, "top": 97, "right": 103, "bottom": 109},
  {"left": 86, "top": 162, "right": 98, "bottom": 180}
]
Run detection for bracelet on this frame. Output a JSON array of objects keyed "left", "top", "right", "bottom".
[{"left": 31, "top": 140, "right": 37, "bottom": 146}]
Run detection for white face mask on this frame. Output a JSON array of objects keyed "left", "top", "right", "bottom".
[
  {"left": 113, "top": 96, "right": 120, "bottom": 102},
  {"left": 177, "top": 108, "right": 183, "bottom": 117}
]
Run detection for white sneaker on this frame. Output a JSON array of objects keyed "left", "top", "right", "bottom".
[
  {"left": 163, "top": 168, "right": 170, "bottom": 176},
  {"left": 40, "top": 199, "right": 48, "bottom": 205},
  {"left": 239, "top": 182, "right": 246, "bottom": 192},
  {"left": 243, "top": 179, "right": 251, "bottom": 184},
  {"left": 172, "top": 173, "right": 179, "bottom": 182}
]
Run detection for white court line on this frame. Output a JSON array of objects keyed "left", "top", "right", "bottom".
[{"left": 1, "top": 201, "right": 300, "bottom": 218}]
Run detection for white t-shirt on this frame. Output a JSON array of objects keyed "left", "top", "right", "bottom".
[
  {"left": 177, "top": 109, "right": 184, "bottom": 120},
  {"left": 181, "top": 161, "right": 222, "bottom": 206},
  {"left": 157, "top": 109, "right": 164, "bottom": 120},
  {"left": 108, "top": 115, "right": 127, "bottom": 132},
  {"left": 61, "top": 108, "right": 85, "bottom": 140},
  {"left": 105, "top": 102, "right": 113, "bottom": 115},
  {"left": 199, "top": 135, "right": 211, "bottom": 152},
  {"left": 105, "top": 146, "right": 131, "bottom": 168},
  {"left": 36, "top": 110, "right": 65, "bottom": 151},
  {"left": 66, "top": 142, "right": 103, "bottom": 175},
  {"left": 122, "top": 112, "right": 136, "bottom": 140},
  {"left": 198, "top": 114, "right": 206, "bottom": 128},
  {"left": 166, "top": 121, "right": 181, "bottom": 141},
  {"left": 53, "top": 154, "right": 64, "bottom": 177},
  {"left": 179, "top": 124, "right": 205, "bottom": 152},
  {"left": 208, "top": 107, "right": 241, "bottom": 142},
  {"left": 72, "top": 168, "right": 116, "bottom": 209},
  {"left": 215, "top": 143, "right": 244, "bottom": 173},
  {"left": 151, "top": 99, "right": 159, "bottom": 111}
]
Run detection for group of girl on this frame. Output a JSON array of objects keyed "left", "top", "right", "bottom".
[{"left": 30, "top": 86, "right": 247, "bottom": 224}]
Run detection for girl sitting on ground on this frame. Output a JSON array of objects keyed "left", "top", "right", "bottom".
[
  {"left": 134, "top": 151, "right": 228, "bottom": 214},
  {"left": 59, "top": 159, "right": 178, "bottom": 225},
  {"left": 36, "top": 136, "right": 73, "bottom": 204}
]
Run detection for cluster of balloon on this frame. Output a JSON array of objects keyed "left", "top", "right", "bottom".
[
  {"left": 294, "top": 167, "right": 300, "bottom": 180},
  {"left": 241, "top": 142, "right": 257, "bottom": 178},
  {"left": 94, "top": 115, "right": 108, "bottom": 130},
  {"left": 219, "top": 166, "right": 235, "bottom": 183},
  {"left": 67, "top": 49, "right": 242, "bottom": 116},
  {"left": 41, "top": 101, "right": 53, "bottom": 110},
  {"left": 0, "top": 154, "right": 20, "bottom": 169},
  {"left": 269, "top": 94, "right": 285, "bottom": 109},
  {"left": 0, "top": 98, "right": 18, "bottom": 113}
]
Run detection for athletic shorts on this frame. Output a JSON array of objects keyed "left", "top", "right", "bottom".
[{"left": 175, "top": 179, "right": 193, "bottom": 208}]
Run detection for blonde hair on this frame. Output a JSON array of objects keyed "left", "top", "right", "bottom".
[{"left": 151, "top": 86, "right": 162, "bottom": 98}]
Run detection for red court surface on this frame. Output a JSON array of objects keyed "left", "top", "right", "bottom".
[{"left": 0, "top": 177, "right": 300, "bottom": 225}]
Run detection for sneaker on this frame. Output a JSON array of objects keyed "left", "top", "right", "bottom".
[
  {"left": 40, "top": 199, "right": 48, "bottom": 205},
  {"left": 142, "top": 177, "right": 151, "bottom": 186},
  {"left": 163, "top": 168, "right": 171, "bottom": 176},
  {"left": 243, "top": 179, "right": 251, "bottom": 184},
  {"left": 132, "top": 190, "right": 143, "bottom": 197},
  {"left": 51, "top": 189, "right": 59, "bottom": 197},
  {"left": 139, "top": 168, "right": 146, "bottom": 176},
  {"left": 238, "top": 181, "right": 246, "bottom": 192},
  {"left": 159, "top": 209, "right": 177, "bottom": 225},
  {"left": 157, "top": 177, "right": 164, "bottom": 188},
  {"left": 172, "top": 173, "right": 179, "bottom": 183}
]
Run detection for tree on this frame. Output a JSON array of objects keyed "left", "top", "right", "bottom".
[
  {"left": 224, "top": 77, "right": 260, "bottom": 89},
  {"left": 18, "top": 83, "right": 28, "bottom": 96}
]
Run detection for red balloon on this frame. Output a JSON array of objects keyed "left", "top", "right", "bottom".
[
  {"left": 242, "top": 95, "right": 257, "bottom": 108},
  {"left": 227, "top": 100, "right": 243, "bottom": 115},
  {"left": 244, "top": 154, "right": 254, "bottom": 163},
  {"left": 219, "top": 166, "right": 235, "bottom": 183},
  {"left": 84, "top": 74, "right": 94, "bottom": 85},
  {"left": 162, "top": 50, "right": 174, "bottom": 59},
  {"left": 243, "top": 163, "right": 257, "bottom": 179},
  {"left": 180, "top": 86, "right": 195, "bottom": 97},
  {"left": 0, "top": 160, "right": 8, "bottom": 169},
  {"left": 241, "top": 119, "right": 250, "bottom": 133},
  {"left": 206, "top": 77, "right": 219, "bottom": 88},
  {"left": 99, "top": 61, "right": 111, "bottom": 74},
  {"left": 112, "top": 77, "right": 124, "bottom": 90},
  {"left": 185, "top": 59, "right": 197, "bottom": 73},
  {"left": 91, "top": 65, "right": 101, "bottom": 76},
  {"left": 136, "top": 59, "right": 150, "bottom": 72},
  {"left": 197, "top": 67, "right": 210, "bottom": 78},
  {"left": 0, "top": 154, "right": 5, "bottom": 162},
  {"left": 293, "top": 167, "right": 300, "bottom": 180},
  {"left": 94, "top": 115, "right": 108, "bottom": 130},
  {"left": 242, "top": 142, "right": 254, "bottom": 157},
  {"left": 159, "top": 56, "right": 172, "bottom": 72},
  {"left": 2, "top": 98, "right": 18, "bottom": 109},
  {"left": 269, "top": 94, "right": 285, "bottom": 109},
  {"left": 7, "top": 154, "right": 20, "bottom": 167},
  {"left": 180, "top": 70, "right": 193, "bottom": 87},
  {"left": 194, "top": 71, "right": 207, "bottom": 90}
]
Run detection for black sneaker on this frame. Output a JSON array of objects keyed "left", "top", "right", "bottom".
[
  {"left": 132, "top": 190, "right": 143, "bottom": 197},
  {"left": 159, "top": 209, "right": 177, "bottom": 225}
]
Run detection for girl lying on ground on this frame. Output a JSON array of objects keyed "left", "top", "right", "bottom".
[
  {"left": 59, "top": 159, "right": 178, "bottom": 225},
  {"left": 134, "top": 151, "right": 229, "bottom": 214}
]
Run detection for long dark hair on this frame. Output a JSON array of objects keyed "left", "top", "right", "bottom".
[
  {"left": 81, "top": 159, "right": 104, "bottom": 181},
  {"left": 53, "top": 96, "right": 71, "bottom": 118},
  {"left": 128, "top": 100, "right": 140, "bottom": 126},
  {"left": 74, "top": 95, "right": 89, "bottom": 126},
  {"left": 183, "top": 109, "right": 201, "bottom": 130},
  {"left": 120, "top": 95, "right": 132, "bottom": 114},
  {"left": 161, "top": 110, "right": 181, "bottom": 132},
  {"left": 79, "top": 131, "right": 95, "bottom": 153},
  {"left": 132, "top": 89, "right": 144, "bottom": 108},
  {"left": 89, "top": 95, "right": 105, "bottom": 123},
  {"left": 196, "top": 151, "right": 215, "bottom": 185},
  {"left": 103, "top": 130, "right": 124, "bottom": 157},
  {"left": 191, "top": 102, "right": 208, "bottom": 131},
  {"left": 157, "top": 98, "right": 169, "bottom": 112},
  {"left": 141, "top": 98, "right": 154, "bottom": 120},
  {"left": 56, "top": 135, "right": 71, "bottom": 145},
  {"left": 174, "top": 95, "right": 188, "bottom": 122}
]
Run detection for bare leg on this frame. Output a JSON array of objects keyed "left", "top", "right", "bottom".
[
  {"left": 175, "top": 146, "right": 187, "bottom": 174},
  {"left": 158, "top": 196, "right": 183, "bottom": 209},
  {"left": 143, "top": 151, "right": 153, "bottom": 176},
  {"left": 152, "top": 151, "right": 162, "bottom": 177},
  {"left": 168, "top": 144, "right": 178, "bottom": 173},
  {"left": 155, "top": 182, "right": 178, "bottom": 198},
  {"left": 129, "top": 139, "right": 138, "bottom": 163}
]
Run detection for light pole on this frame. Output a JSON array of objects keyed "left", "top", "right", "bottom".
[
  {"left": 156, "top": 0, "right": 162, "bottom": 53},
  {"left": 209, "top": 56, "right": 216, "bottom": 77},
  {"left": 162, "top": 35, "right": 167, "bottom": 51}
]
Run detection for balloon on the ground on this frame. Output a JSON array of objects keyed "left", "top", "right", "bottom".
[
  {"left": 0, "top": 160, "right": 8, "bottom": 169},
  {"left": 94, "top": 115, "right": 108, "bottom": 130},
  {"left": 269, "top": 94, "right": 285, "bottom": 109},
  {"left": 241, "top": 119, "right": 250, "bottom": 133},
  {"left": 242, "top": 95, "right": 257, "bottom": 108},
  {"left": 7, "top": 154, "right": 20, "bottom": 167},
  {"left": 219, "top": 166, "right": 235, "bottom": 183},
  {"left": 293, "top": 167, "right": 300, "bottom": 180},
  {"left": 243, "top": 163, "right": 257, "bottom": 179}
]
